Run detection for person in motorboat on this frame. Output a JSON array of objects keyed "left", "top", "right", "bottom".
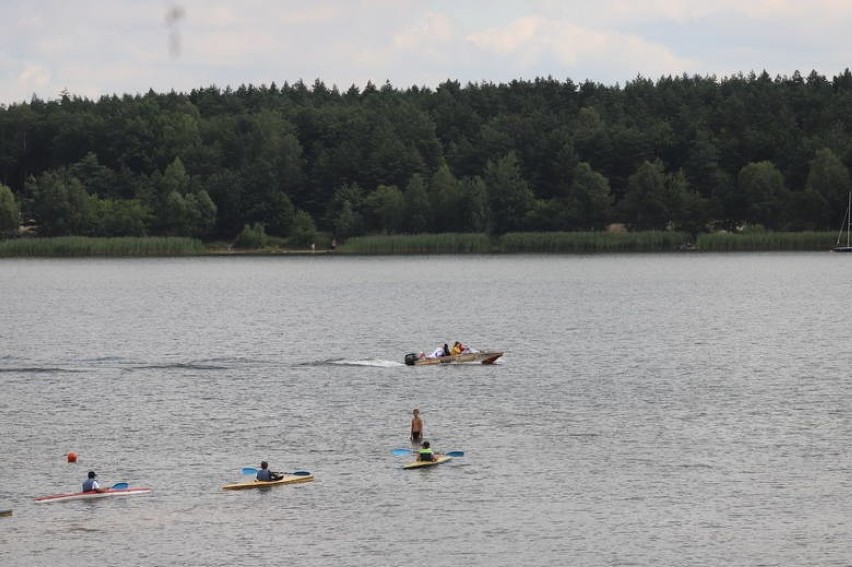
[
  {"left": 256, "top": 461, "right": 284, "bottom": 481},
  {"left": 82, "top": 471, "right": 106, "bottom": 493},
  {"left": 427, "top": 345, "right": 444, "bottom": 358},
  {"left": 410, "top": 408, "right": 424, "bottom": 442},
  {"left": 452, "top": 341, "right": 476, "bottom": 355},
  {"left": 417, "top": 441, "right": 437, "bottom": 462}
]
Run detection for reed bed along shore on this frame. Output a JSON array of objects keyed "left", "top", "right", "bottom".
[
  {"left": 696, "top": 231, "right": 836, "bottom": 251},
  {"left": 0, "top": 231, "right": 842, "bottom": 257},
  {"left": 340, "top": 233, "right": 492, "bottom": 254},
  {"left": 498, "top": 231, "right": 690, "bottom": 253},
  {"left": 0, "top": 236, "right": 205, "bottom": 257},
  {"left": 341, "top": 231, "right": 691, "bottom": 253}
]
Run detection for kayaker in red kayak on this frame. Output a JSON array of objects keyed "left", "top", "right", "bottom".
[{"left": 82, "top": 471, "right": 106, "bottom": 493}]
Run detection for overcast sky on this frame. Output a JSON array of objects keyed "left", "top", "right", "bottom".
[{"left": 2, "top": 0, "right": 852, "bottom": 105}]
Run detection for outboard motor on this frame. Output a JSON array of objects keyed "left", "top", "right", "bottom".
[{"left": 404, "top": 352, "right": 418, "bottom": 366}]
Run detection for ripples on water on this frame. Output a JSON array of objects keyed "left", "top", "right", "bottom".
[{"left": 2, "top": 254, "right": 852, "bottom": 566}]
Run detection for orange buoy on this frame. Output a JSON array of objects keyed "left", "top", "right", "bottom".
[{"left": 66, "top": 451, "right": 78, "bottom": 463}]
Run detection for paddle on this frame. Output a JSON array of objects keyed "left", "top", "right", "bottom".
[
  {"left": 110, "top": 482, "right": 129, "bottom": 490},
  {"left": 392, "top": 448, "right": 464, "bottom": 457},
  {"left": 240, "top": 468, "right": 311, "bottom": 476}
]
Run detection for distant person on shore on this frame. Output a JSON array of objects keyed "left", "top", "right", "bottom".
[
  {"left": 257, "top": 461, "right": 283, "bottom": 481},
  {"left": 417, "top": 441, "right": 436, "bottom": 462},
  {"left": 410, "top": 409, "right": 424, "bottom": 442},
  {"left": 82, "top": 471, "right": 105, "bottom": 493}
]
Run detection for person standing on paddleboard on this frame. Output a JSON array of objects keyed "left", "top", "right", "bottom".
[
  {"left": 256, "top": 461, "right": 283, "bottom": 481},
  {"left": 410, "top": 409, "right": 424, "bottom": 442}
]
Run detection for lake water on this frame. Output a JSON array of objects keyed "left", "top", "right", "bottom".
[{"left": 2, "top": 253, "right": 852, "bottom": 566}]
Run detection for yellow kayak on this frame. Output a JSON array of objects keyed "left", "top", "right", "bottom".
[
  {"left": 403, "top": 455, "right": 452, "bottom": 469},
  {"left": 222, "top": 474, "right": 314, "bottom": 490}
]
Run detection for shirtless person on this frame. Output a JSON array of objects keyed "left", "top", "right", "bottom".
[{"left": 410, "top": 408, "right": 424, "bottom": 442}]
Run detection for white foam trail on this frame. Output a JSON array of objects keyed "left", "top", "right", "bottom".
[{"left": 331, "top": 359, "right": 405, "bottom": 368}]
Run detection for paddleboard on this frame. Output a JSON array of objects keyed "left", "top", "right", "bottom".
[
  {"left": 35, "top": 487, "right": 152, "bottom": 504},
  {"left": 222, "top": 474, "right": 314, "bottom": 490},
  {"left": 403, "top": 455, "right": 452, "bottom": 469}
]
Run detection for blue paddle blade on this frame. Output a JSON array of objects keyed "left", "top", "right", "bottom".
[
  {"left": 291, "top": 470, "right": 311, "bottom": 476},
  {"left": 111, "top": 482, "right": 129, "bottom": 490},
  {"left": 445, "top": 451, "right": 464, "bottom": 457},
  {"left": 240, "top": 467, "right": 258, "bottom": 475},
  {"left": 392, "top": 448, "right": 412, "bottom": 456}
]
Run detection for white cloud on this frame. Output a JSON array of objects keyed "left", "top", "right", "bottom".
[
  {"left": 393, "top": 12, "right": 454, "bottom": 50},
  {"left": 17, "top": 66, "right": 53, "bottom": 95},
  {"left": 540, "top": 0, "right": 852, "bottom": 25},
  {"left": 467, "top": 16, "right": 694, "bottom": 79}
]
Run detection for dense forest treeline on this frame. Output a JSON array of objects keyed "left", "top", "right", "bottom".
[{"left": 2, "top": 69, "right": 852, "bottom": 244}]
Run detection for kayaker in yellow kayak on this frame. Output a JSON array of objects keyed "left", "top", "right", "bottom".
[
  {"left": 256, "top": 461, "right": 284, "bottom": 481},
  {"left": 417, "top": 441, "right": 437, "bottom": 462}
]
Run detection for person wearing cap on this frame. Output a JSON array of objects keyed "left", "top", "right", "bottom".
[
  {"left": 82, "top": 471, "right": 106, "bottom": 493},
  {"left": 417, "top": 441, "right": 436, "bottom": 462},
  {"left": 256, "top": 461, "right": 283, "bottom": 482}
]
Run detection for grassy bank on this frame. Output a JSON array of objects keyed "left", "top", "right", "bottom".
[{"left": 0, "top": 236, "right": 206, "bottom": 257}]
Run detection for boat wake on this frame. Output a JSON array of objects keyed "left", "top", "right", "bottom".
[
  {"left": 125, "top": 362, "right": 232, "bottom": 372},
  {"left": 0, "top": 356, "right": 408, "bottom": 374},
  {"left": 0, "top": 366, "right": 85, "bottom": 374},
  {"left": 329, "top": 358, "right": 405, "bottom": 368}
]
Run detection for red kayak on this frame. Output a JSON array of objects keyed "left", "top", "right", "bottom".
[{"left": 34, "top": 487, "right": 152, "bottom": 503}]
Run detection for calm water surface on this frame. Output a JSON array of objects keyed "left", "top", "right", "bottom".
[{"left": 2, "top": 253, "right": 852, "bottom": 566}]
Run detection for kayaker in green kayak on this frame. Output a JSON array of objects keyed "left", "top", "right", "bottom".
[{"left": 256, "top": 461, "right": 284, "bottom": 481}]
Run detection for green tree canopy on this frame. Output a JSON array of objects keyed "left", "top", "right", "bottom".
[
  {"left": 27, "top": 169, "right": 91, "bottom": 236},
  {"left": 0, "top": 183, "right": 21, "bottom": 236},
  {"left": 364, "top": 184, "right": 405, "bottom": 233},
  {"left": 289, "top": 209, "right": 317, "bottom": 248},
  {"left": 483, "top": 152, "right": 533, "bottom": 234},
  {"left": 738, "top": 160, "right": 788, "bottom": 229},
  {"left": 567, "top": 162, "right": 611, "bottom": 230},
  {"left": 806, "top": 148, "right": 852, "bottom": 227},
  {"left": 403, "top": 174, "right": 431, "bottom": 234}
]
